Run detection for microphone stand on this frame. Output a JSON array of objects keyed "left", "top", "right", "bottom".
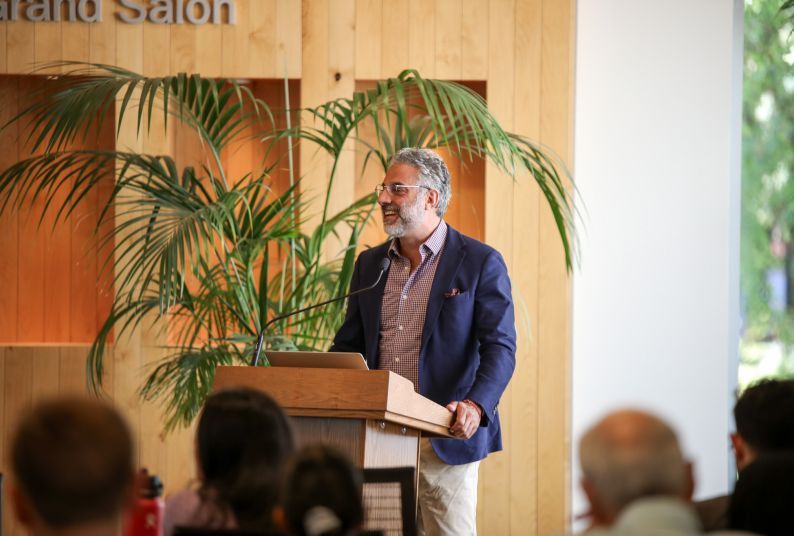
[{"left": 250, "top": 259, "right": 390, "bottom": 367}]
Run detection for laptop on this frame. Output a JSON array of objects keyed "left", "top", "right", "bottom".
[{"left": 264, "top": 351, "right": 369, "bottom": 370}]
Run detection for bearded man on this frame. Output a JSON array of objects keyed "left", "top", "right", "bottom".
[{"left": 331, "top": 147, "right": 516, "bottom": 536}]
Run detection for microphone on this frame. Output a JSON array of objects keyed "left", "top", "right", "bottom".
[{"left": 250, "top": 257, "right": 391, "bottom": 366}]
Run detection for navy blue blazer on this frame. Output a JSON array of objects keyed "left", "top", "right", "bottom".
[{"left": 330, "top": 225, "right": 516, "bottom": 465}]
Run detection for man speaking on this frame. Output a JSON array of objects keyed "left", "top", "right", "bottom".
[{"left": 331, "top": 148, "right": 516, "bottom": 535}]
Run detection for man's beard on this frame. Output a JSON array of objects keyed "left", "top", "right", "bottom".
[{"left": 382, "top": 194, "right": 426, "bottom": 237}]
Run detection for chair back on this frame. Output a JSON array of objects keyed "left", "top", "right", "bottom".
[{"left": 361, "top": 467, "right": 416, "bottom": 536}]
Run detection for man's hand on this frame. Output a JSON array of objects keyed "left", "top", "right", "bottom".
[{"left": 446, "top": 400, "right": 482, "bottom": 439}]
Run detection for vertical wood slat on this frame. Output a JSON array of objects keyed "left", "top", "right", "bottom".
[
  {"left": 143, "top": 24, "right": 170, "bottom": 76},
  {"left": 0, "top": 21, "right": 7, "bottom": 72},
  {"left": 380, "top": 0, "right": 409, "bottom": 77},
  {"left": 3, "top": 347, "right": 33, "bottom": 536},
  {"left": 378, "top": 0, "right": 408, "bottom": 78},
  {"left": 536, "top": 0, "right": 574, "bottom": 531},
  {"left": 0, "top": 78, "right": 19, "bottom": 341},
  {"left": 231, "top": 0, "right": 252, "bottom": 76},
  {"left": 33, "top": 14, "right": 61, "bottom": 74},
  {"left": 354, "top": 0, "right": 382, "bottom": 80},
  {"left": 16, "top": 77, "right": 46, "bottom": 342},
  {"left": 510, "top": 0, "right": 543, "bottom": 533},
  {"left": 115, "top": 14, "right": 144, "bottom": 71},
  {"left": 300, "top": 0, "right": 331, "bottom": 236},
  {"left": 276, "top": 0, "right": 302, "bottom": 78},
  {"left": 58, "top": 346, "right": 87, "bottom": 394},
  {"left": 43, "top": 183, "right": 72, "bottom": 342},
  {"left": 324, "top": 0, "right": 356, "bottom": 259},
  {"left": 461, "top": 0, "right": 488, "bottom": 80},
  {"left": 0, "top": 348, "right": 5, "bottom": 535},
  {"left": 434, "top": 0, "right": 462, "bottom": 80},
  {"left": 6, "top": 15, "right": 35, "bottom": 73},
  {"left": 195, "top": 17, "right": 223, "bottom": 77},
  {"left": 248, "top": 0, "right": 277, "bottom": 77},
  {"left": 170, "top": 21, "right": 197, "bottom": 74},
  {"left": 61, "top": 18, "right": 90, "bottom": 66},
  {"left": 88, "top": 0, "right": 116, "bottom": 66},
  {"left": 407, "top": 0, "right": 436, "bottom": 78},
  {"left": 480, "top": 0, "right": 516, "bottom": 534}
]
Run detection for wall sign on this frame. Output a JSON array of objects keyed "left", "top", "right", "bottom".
[{"left": 0, "top": 0, "right": 237, "bottom": 24}]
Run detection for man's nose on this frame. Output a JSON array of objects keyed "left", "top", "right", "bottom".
[{"left": 377, "top": 189, "right": 391, "bottom": 204}]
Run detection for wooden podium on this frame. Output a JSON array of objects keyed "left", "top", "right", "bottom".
[{"left": 213, "top": 366, "right": 455, "bottom": 473}]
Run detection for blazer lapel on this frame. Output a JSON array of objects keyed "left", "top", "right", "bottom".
[{"left": 421, "top": 226, "right": 466, "bottom": 350}]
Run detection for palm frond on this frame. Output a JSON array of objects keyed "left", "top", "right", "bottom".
[{"left": 2, "top": 63, "right": 575, "bottom": 430}]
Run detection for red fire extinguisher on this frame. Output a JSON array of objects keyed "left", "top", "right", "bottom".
[{"left": 125, "top": 468, "right": 165, "bottom": 536}]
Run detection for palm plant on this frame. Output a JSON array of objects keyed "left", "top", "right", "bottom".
[{"left": 0, "top": 64, "right": 574, "bottom": 429}]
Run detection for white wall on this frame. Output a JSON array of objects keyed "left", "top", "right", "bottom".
[{"left": 571, "top": 0, "right": 744, "bottom": 523}]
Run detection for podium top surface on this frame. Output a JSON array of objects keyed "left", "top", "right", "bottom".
[{"left": 214, "top": 366, "right": 454, "bottom": 438}]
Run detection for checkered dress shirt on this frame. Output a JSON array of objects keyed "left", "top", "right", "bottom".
[{"left": 377, "top": 221, "right": 448, "bottom": 392}]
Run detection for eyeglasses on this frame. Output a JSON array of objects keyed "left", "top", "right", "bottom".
[{"left": 375, "top": 184, "right": 431, "bottom": 197}]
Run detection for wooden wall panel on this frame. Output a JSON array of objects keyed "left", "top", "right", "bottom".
[
  {"left": 407, "top": 0, "right": 436, "bottom": 77},
  {"left": 481, "top": 1, "right": 516, "bottom": 532},
  {"left": 0, "top": 80, "right": 19, "bottom": 341},
  {"left": 62, "top": 18, "right": 90, "bottom": 66},
  {"left": 143, "top": 23, "right": 170, "bottom": 76},
  {"left": 89, "top": 0, "right": 116, "bottom": 65},
  {"left": 276, "top": 0, "right": 302, "bottom": 79},
  {"left": 510, "top": 0, "right": 543, "bottom": 533},
  {"left": 0, "top": 76, "right": 115, "bottom": 345},
  {"left": 435, "top": 0, "right": 462, "bottom": 80},
  {"left": 0, "top": 2, "right": 575, "bottom": 534},
  {"left": 0, "top": 346, "right": 197, "bottom": 536},
  {"left": 354, "top": 0, "right": 382, "bottom": 80},
  {"left": 536, "top": 0, "right": 574, "bottom": 533},
  {"left": 381, "top": 0, "right": 408, "bottom": 77}
]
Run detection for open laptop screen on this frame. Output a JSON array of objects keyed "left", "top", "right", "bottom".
[{"left": 264, "top": 351, "right": 369, "bottom": 370}]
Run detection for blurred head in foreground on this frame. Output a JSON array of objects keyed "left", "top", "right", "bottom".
[
  {"left": 579, "top": 409, "right": 692, "bottom": 527},
  {"left": 195, "top": 388, "right": 295, "bottom": 530},
  {"left": 731, "top": 377, "right": 794, "bottom": 471},
  {"left": 11, "top": 396, "right": 135, "bottom": 536},
  {"left": 279, "top": 445, "right": 364, "bottom": 536}
]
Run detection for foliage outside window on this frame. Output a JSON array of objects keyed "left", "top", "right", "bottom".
[{"left": 741, "top": 0, "right": 794, "bottom": 384}]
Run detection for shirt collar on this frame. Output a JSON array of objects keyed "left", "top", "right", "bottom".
[{"left": 388, "top": 220, "right": 448, "bottom": 259}]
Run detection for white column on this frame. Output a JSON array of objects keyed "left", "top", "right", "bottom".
[{"left": 571, "top": 0, "right": 743, "bottom": 523}]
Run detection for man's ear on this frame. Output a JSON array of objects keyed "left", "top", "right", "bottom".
[
  {"left": 731, "top": 433, "right": 755, "bottom": 471},
  {"left": 10, "top": 483, "right": 35, "bottom": 528},
  {"left": 581, "top": 478, "right": 612, "bottom": 527},
  {"left": 425, "top": 189, "right": 439, "bottom": 211}
]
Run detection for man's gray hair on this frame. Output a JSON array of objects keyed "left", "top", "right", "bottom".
[
  {"left": 390, "top": 148, "right": 451, "bottom": 217},
  {"left": 579, "top": 409, "right": 688, "bottom": 518}
]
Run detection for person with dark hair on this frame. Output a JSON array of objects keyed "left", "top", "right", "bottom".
[
  {"left": 164, "top": 388, "right": 295, "bottom": 536},
  {"left": 731, "top": 378, "right": 794, "bottom": 464},
  {"left": 728, "top": 451, "right": 794, "bottom": 536},
  {"left": 695, "top": 378, "right": 794, "bottom": 531},
  {"left": 277, "top": 446, "right": 364, "bottom": 536},
  {"left": 10, "top": 396, "right": 136, "bottom": 536}
]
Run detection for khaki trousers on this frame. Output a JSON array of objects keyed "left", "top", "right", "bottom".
[{"left": 417, "top": 438, "right": 480, "bottom": 536}]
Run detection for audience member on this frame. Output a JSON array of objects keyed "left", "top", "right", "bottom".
[
  {"left": 164, "top": 388, "right": 295, "bottom": 536},
  {"left": 579, "top": 409, "right": 697, "bottom": 534},
  {"left": 696, "top": 378, "right": 794, "bottom": 531},
  {"left": 277, "top": 445, "right": 364, "bottom": 536},
  {"left": 728, "top": 451, "right": 794, "bottom": 536},
  {"left": 10, "top": 396, "right": 136, "bottom": 536}
]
